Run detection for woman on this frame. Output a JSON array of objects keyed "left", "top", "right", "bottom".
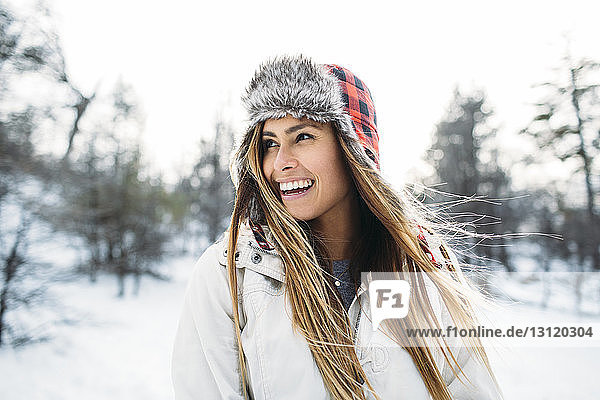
[{"left": 171, "top": 55, "right": 502, "bottom": 399}]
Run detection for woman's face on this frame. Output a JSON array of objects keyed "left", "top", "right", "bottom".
[{"left": 261, "top": 115, "right": 355, "bottom": 224}]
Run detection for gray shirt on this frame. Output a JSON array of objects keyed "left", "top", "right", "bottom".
[{"left": 332, "top": 259, "right": 356, "bottom": 311}]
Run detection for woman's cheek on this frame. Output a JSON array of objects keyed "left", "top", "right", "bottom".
[{"left": 262, "top": 155, "right": 274, "bottom": 180}]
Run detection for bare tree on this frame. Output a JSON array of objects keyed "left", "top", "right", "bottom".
[
  {"left": 0, "top": 108, "right": 56, "bottom": 347},
  {"left": 521, "top": 54, "right": 600, "bottom": 270},
  {"left": 176, "top": 114, "right": 235, "bottom": 251},
  {"left": 47, "top": 81, "right": 171, "bottom": 297},
  {"left": 0, "top": 213, "right": 53, "bottom": 347},
  {"left": 63, "top": 88, "right": 97, "bottom": 159}
]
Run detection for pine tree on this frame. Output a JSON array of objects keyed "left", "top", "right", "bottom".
[{"left": 426, "top": 89, "right": 518, "bottom": 272}]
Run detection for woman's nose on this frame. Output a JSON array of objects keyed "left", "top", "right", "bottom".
[{"left": 273, "top": 145, "right": 298, "bottom": 171}]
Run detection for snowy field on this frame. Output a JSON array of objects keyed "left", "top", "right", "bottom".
[{"left": 1, "top": 255, "right": 599, "bottom": 400}]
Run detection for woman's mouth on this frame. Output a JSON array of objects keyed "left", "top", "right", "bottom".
[{"left": 279, "top": 179, "right": 314, "bottom": 199}]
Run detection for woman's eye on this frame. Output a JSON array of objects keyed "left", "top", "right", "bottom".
[
  {"left": 296, "top": 133, "right": 313, "bottom": 142},
  {"left": 263, "top": 139, "right": 277, "bottom": 150}
]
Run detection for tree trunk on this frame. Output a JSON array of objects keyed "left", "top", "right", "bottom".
[
  {"left": 498, "top": 236, "right": 515, "bottom": 273},
  {"left": 570, "top": 67, "right": 599, "bottom": 270},
  {"left": 0, "top": 222, "right": 26, "bottom": 347},
  {"left": 117, "top": 268, "right": 125, "bottom": 298},
  {"left": 540, "top": 256, "right": 551, "bottom": 308},
  {"left": 133, "top": 272, "right": 141, "bottom": 297},
  {"left": 63, "top": 90, "right": 96, "bottom": 159}
]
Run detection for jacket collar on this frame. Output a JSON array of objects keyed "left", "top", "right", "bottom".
[
  {"left": 218, "top": 222, "right": 369, "bottom": 296},
  {"left": 218, "top": 222, "right": 285, "bottom": 283}
]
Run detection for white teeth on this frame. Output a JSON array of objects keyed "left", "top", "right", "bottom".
[{"left": 279, "top": 179, "right": 313, "bottom": 192}]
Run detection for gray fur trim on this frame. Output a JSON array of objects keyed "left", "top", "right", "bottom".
[{"left": 241, "top": 54, "right": 378, "bottom": 171}]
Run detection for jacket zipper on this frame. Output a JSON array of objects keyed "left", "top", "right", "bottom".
[
  {"left": 353, "top": 308, "right": 362, "bottom": 345},
  {"left": 352, "top": 284, "right": 365, "bottom": 346},
  {"left": 353, "top": 300, "right": 364, "bottom": 386}
]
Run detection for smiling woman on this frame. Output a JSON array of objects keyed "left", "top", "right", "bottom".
[
  {"left": 261, "top": 116, "right": 359, "bottom": 258},
  {"left": 171, "top": 55, "right": 503, "bottom": 400}
]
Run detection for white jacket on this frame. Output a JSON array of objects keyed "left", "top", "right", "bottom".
[{"left": 171, "top": 224, "right": 502, "bottom": 399}]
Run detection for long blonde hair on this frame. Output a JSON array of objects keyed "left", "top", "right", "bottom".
[{"left": 226, "top": 121, "right": 501, "bottom": 399}]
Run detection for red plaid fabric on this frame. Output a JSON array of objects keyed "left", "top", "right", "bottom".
[
  {"left": 417, "top": 225, "right": 440, "bottom": 267},
  {"left": 325, "top": 64, "right": 380, "bottom": 169},
  {"left": 248, "top": 218, "right": 275, "bottom": 250}
]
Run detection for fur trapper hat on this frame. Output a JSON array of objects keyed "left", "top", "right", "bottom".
[{"left": 242, "top": 55, "right": 380, "bottom": 170}]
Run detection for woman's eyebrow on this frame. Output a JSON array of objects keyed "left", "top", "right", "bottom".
[{"left": 262, "top": 123, "right": 321, "bottom": 138}]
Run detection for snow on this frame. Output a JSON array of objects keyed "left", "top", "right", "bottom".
[
  {"left": 0, "top": 255, "right": 195, "bottom": 400},
  {"left": 1, "top": 255, "right": 599, "bottom": 399},
  {"left": 485, "top": 272, "right": 600, "bottom": 399}
]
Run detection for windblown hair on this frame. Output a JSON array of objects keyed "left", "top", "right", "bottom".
[{"left": 226, "top": 122, "right": 501, "bottom": 400}]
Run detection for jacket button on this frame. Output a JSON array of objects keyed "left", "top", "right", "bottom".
[
  {"left": 251, "top": 253, "right": 262, "bottom": 264},
  {"left": 235, "top": 252, "right": 240, "bottom": 261}
]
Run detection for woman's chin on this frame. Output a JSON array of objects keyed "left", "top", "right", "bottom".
[{"left": 284, "top": 206, "right": 318, "bottom": 222}]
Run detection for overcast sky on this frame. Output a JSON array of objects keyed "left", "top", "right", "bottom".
[{"left": 43, "top": 0, "right": 600, "bottom": 186}]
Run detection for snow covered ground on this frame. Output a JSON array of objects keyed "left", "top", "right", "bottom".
[
  {"left": 0, "top": 255, "right": 196, "bottom": 400},
  {"left": 1, "top": 255, "right": 599, "bottom": 399},
  {"left": 485, "top": 271, "right": 600, "bottom": 399}
]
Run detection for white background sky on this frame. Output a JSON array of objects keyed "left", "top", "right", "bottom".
[{"left": 42, "top": 0, "right": 600, "bottom": 186}]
